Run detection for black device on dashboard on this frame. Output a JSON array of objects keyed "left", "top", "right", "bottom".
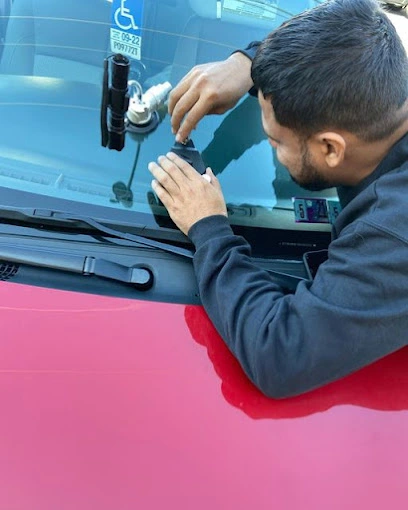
[{"left": 303, "top": 249, "right": 329, "bottom": 280}]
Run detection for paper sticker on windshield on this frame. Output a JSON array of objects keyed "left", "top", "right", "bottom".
[
  {"left": 222, "top": 0, "right": 278, "bottom": 21},
  {"left": 111, "top": 0, "right": 144, "bottom": 60}
]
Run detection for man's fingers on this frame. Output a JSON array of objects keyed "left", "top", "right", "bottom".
[
  {"left": 168, "top": 71, "right": 195, "bottom": 116},
  {"left": 149, "top": 154, "right": 197, "bottom": 193},
  {"left": 206, "top": 168, "right": 220, "bottom": 189},
  {"left": 148, "top": 160, "right": 181, "bottom": 195},
  {"left": 170, "top": 88, "right": 202, "bottom": 140},
  {"left": 151, "top": 179, "right": 173, "bottom": 207},
  {"left": 174, "top": 106, "right": 203, "bottom": 142},
  {"left": 149, "top": 154, "right": 213, "bottom": 203},
  {"left": 165, "top": 152, "right": 204, "bottom": 180}
]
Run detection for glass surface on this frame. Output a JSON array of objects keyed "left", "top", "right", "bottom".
[{"left": 0, "top": 0, "right": 334, "bottom": 235}]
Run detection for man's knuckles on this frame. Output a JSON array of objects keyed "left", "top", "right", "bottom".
[
  {"left": 158, "top": 158, "right": 179, "bottom": 175},
  {"left": 158, "top": 171, "right": 173, "bottom": 188}
]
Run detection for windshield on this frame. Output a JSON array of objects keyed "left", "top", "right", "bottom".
[{"left": 0, "top": 0, "right": 334, "bottom": 239}]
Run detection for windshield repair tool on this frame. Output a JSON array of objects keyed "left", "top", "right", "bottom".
[
  {"left": 126, "top": 80, "right": 172, "bottom": 134},
  {"left": 101, "top": 53, "right": 172, "bottom": 150},
  {"left": 170, "top": 138, "right": 207, "bottom": 174},
  {"left": 101, "top": 54, "right": 130, "bottom": 151}
]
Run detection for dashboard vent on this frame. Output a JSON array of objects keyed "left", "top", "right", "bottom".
[{"left": 0, "top": 261, "right": 19, "bottom": 281}]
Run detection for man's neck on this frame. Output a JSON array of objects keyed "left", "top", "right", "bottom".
[{"left": 344, "top": 116, "right": 408, "bottom": 185}]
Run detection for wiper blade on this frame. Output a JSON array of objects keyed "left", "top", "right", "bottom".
[
  {"left": 0, "top": 205, "right": 195, "bottom": 259},
  {"left": 0, "top": 243, "right": 153, "bottom": 288}
]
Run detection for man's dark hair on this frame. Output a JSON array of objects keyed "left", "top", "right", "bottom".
[{"left": 251, "top": 0, "right": 408, "bottom": 142}]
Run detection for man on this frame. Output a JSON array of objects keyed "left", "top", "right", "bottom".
[{"left": 148, "top": 0, "right": 408, "bottom": 398}]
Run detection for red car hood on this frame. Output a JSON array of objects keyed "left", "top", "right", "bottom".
[{"left": 1, "top": 281, "right": 408, "bottom": 509}]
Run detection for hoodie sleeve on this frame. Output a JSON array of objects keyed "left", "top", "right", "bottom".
[
  {"left": 188, "top": 215, "right": 408, "bottom": 398},
  {"left": 232, "top": 40, "right": 261, "bottom": 60}
]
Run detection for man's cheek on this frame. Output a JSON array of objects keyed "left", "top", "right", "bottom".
[
  {"left": 277, "top": 147, "right": 298, "bottom": 175},
  {"left": 274, "top": 148, "right": 288, "bottom": 170}
]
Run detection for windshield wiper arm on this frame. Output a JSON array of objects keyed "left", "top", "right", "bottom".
[
  {"left": 0, "top": 243, "right": 153, "bottom": 288},
  {"left": 0, "top": 206, "right": 306, "bottom": 291}
]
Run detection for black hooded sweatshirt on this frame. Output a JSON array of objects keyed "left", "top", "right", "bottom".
[{"left": 188, "top": 43, "right": 408, "bottom": 398}]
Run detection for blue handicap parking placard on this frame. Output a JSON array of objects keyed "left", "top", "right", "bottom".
[{"left": 111, "top": 0, "right": 144, "bottom": 60}]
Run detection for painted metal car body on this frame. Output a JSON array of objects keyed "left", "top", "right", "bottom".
[
  {"left": 0, "top": 1, "right": 407, "bottom": 509},
  {"left": 2, "top": 280, "right": 408, "bottom": 509}
]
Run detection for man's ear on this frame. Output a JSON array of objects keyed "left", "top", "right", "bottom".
[{"left": 313, "top": 132, "right": 347, "bottom": 168}]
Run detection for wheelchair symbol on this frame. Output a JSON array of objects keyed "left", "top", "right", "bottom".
[{"left": 115, "top": 0, "right": 139, "bottom": 31}]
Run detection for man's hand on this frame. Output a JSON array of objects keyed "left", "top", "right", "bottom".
[
  {"left": 169, "top": 52, "right": 253, "bottom": 142},
  {"left": 148, "top": 153, "right": 228, "bottom": 236}
]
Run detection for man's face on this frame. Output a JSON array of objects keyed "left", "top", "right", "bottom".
[{"left": 259, "top": 92, "right": 333, "bottom": 191}]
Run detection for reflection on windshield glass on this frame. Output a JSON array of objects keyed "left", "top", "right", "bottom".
[{"left": 0, "top": 0, "right": 333, "bottom": 232}]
